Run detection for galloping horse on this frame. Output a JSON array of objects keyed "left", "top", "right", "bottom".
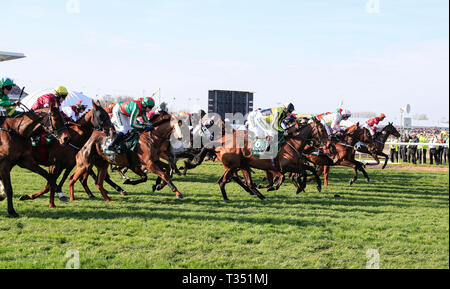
[
  {"left": 0, "top": 105, "right": 70, "bottom": 217},
  {"left": 190, "top": 118, "right": 330, "bottom": 201},
  {"left": 18, "top": 101, "right": 116, "bottom": 207},
  {"left": 68, "top": 112, "right": 184, "bottom": 202},
  {"left": 306, "top": 124, "right": 378, "bottom": 187},
  {"left": 355, "top": 122, "right": 400, "bottom": 169}
]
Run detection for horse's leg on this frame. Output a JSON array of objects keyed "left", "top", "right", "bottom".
[
  {"left": 380, "top": 152, "right": 389, "bottom": 170},
  {"left": 126, "top": 166, "right": 148, "bottom": 186},
  {"left": 273, "top": 172, "right": 286, "bottom": 191},
  {"left": 240, "top": 169, "right": 267, "bottom": 201},
  {"left": 289, "top": 173, "right": 299, "bottom": 189},
  {"left": 146, "top": 161, "right": 183, "bottom": 199},
  {"left": 17, "top": 157, "right": 59, "bottom": 208},
  {"left": 104, "top": 172, "right": 127, "bottom": 196},
  {"left": 152, "top": 177, "right": 162, "bottom": 193},
  {"left": 231, "top": 172, "right": 254, "bottom": 196},
  {"left": 296, "top": 173, "right": 306, "bottom": 194},
  {"left": 0, "top": 165, "right": 19, "bottom": 217},
  {"left": 82, "top": 168, "right": 97, "bottom": 198},
  {"left": 356, "top": 160, "right": 370, "bottom": 183},
  {"left": 154, "top": 161, "right": 172, "bottom": 191},
  {"left": 218, "top": 168, "right": 234, "bottom": 201},
  {"left": 339, "top": 160, "right": 358, "bottom": 186},
  {"left": 257, "top": 171, "right": 275, "bottom": 191},
  {"left": 22, "top": 165, "right": 64, "bottom": 201},
  {"left": 303, "top": 165, "right": 321, "bottom": 193},
  {"left": 69, "top": 165, "right": 90, "bottom": 202},
  {"left": 93, "top": 166, "right": 114, "bottom": 202},
  {"left": 323, "top": 166, "right": 330, "bottom": 187}
]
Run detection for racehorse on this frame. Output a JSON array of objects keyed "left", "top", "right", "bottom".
[
  {"left": 18, "top": 101, "right": 117, "bottom": 207},
  {"left": 0, "top": 105, "right": 70, "bottom": 217},
  {"left": 355, "top": 122, "right": 400, "bottom": 169},
  {"left": 305, "top": 124, "right": 378, "bottom": 187},
  {"left": 190, "top": 118, "right": 330, "bottom": 201},
  {"left": 68, "top": 112, "right": 184, "bottom": 202}
]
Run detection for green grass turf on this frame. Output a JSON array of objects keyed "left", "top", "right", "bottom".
[{"left": 0, "top": 163, "right": 448, "bottom": 269}]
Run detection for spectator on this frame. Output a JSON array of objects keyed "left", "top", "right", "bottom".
[
  {"left": 429, "top": 135, "right": 439, "bottom": 165},
  {"left": 443, "top": 133, "right": 449, "bottom": 165},
  {"left": 400, "top": 133, "right": 410, "bottom": 163},
  {"left": 408, "top": 133, "right": 419, "bottom": 165},
  {"left": 389, "top": 136, "right": 399, "bottom": 163}
]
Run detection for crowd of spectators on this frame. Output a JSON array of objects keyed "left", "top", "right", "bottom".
[{"left": 387, "top": 127, "right": 449, "bottom": 166}]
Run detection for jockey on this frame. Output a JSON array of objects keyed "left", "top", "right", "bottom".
[
  {"left": 313, "top": 109, "right": 352, "bottom": 137},
  {"left": 363, "top": 113, "right": 386, "bottom": 136},
  {"left": 248, "top": 103, "right": 295, "bottom": 141},
  {"left": 63, "top": 100, "right": 88, "bottom": 122},
  {"left": 108, "top": 97, "right": 155, "bottom": 151},
  {"left": 31, "top": 86, "right": 69, "bottom": 115},
  {"left": 0, "top": 77, "right": 21, "bottom": 117}
]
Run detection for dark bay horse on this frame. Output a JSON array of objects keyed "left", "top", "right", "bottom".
[
  {"left": 191, "top": 118, "right": 330, "bottom": 201},
  {"left": 68, "top": 113, "right": 184, "bottom": 202},
  {"left": 18, "top": 101, "right": 116, "bottom": 207},
  {"left": 355, "top": 122, "right": 400, "bottom": 169},
  {"left": 305, "top": 124, "right": 377, "bottom": 187},
  {"left": 0, "top": 105, "right": 70, "bottom": 217}
]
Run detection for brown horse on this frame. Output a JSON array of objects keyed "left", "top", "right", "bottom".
[
  {"left": 68, "top": 113, "right": 184, "bottom": 202},
  {"left": 191, "top": 118, "right": 330, "bottom": 201},
  {"left": 355, "top": 122, "right": 400, "bottom": 169},
  {"left": 0, "top": 105, "right": 70, "bottom": 217},
  {"left": 18, "top": 101, "right": 117, "bottom": 207},
  {"left": 304, "top": 124, "right": 377, "bottom": 187}
]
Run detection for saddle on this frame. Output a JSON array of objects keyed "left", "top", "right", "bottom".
[
  {"left": 103, "top": 132, "right": 140, "bottom": 156},
  {"left": 251, "top": 134, "right": 285, "bottom": 157},
  {"left": 32, "top": 133, "right": 56, "bottom": 164}
]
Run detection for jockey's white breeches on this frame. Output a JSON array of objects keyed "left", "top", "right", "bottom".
[
  {"left": 361, "top": 123, "right": 375, "bottom": 136},
  {"left": 247, "top": 111, "right": 276, "bottom": 138},
  {"left": 111, "top": 105, "right": 132, "bottom": 134},
  {"left": 320, "top": 119, "right": 332, "bottom": 136}
]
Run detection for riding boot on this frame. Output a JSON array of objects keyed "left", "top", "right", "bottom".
[
  {"left": 108, "top": 132, "right": 125, "bottom": 153},
  {"left": 126, "top": 150, "right": 136, "bottom": 169}
]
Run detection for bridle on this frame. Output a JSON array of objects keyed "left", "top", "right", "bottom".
[{"left": 9, "top": 104, "right": 68, "bottom": 143}]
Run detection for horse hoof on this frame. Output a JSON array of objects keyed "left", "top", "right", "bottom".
[
  {"left": 176, "top": 195, "right": 184, "bottom": 200},
  {"left": 123, "top": 179, "right": 131, "bottom": 185},
  {"left": 8, "top": 212, "right": 20, "bottom": 218},
  {"left": 19, "top": 195, "right": 31, "bottom": 201},
  {"left": 334, "top": 194, "right": 341, "bottom": 199},
  {"left": 262, "top": 198, "right": 269, "bottom": 202},
  {"left": 59, "top": 196, "right": 69, "bottom": 203},
  {"left": 365, "top": 179, "right": 370, "bottom": 183},
  {"left": 267, "top": 187, "right": 275, "bottom": 192},
  {"left": 317, "top": 186, "right": 322, "bottom": 193},
  {"left": 121, "top": 191, "right": 128, "bottom": 196}
]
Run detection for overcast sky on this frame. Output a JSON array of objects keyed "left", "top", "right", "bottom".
[{"left": 2, "top": 0, "right": 449, "bottom": 126}]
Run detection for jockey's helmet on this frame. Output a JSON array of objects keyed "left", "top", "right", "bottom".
[
  {"left": 54, "top": 86, "right": 68, "bottom": 98},
  {"left": 342, "top": 109, "right": 352, "bottom": 118},
  {"left": 0, "top": 77, "right": 15, "bottom": 89},
  {"left": 379, "top": 113, "right": 386, "bottom": 119},
  {"left": 141, "top": 97, "right": 155, "bottom": 108},
  {"left": 284, "top": 103, "right": 295, "bottom": 113}
]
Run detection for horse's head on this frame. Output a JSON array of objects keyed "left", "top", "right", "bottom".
[
  {"left": 310, "top": 118, "right": 331, "bottom": 148},
  {"left": 90, "top": 100, "right": 115, "bottom": 136},
  {"left": 151, "top": 112, "right": 183, "bottom": 141},
  {"left": 384, "top": 122, "right": 400, "bottom": 138},
  {"left": 45, "top": 104, "right": 71, "bottom": 145}
]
